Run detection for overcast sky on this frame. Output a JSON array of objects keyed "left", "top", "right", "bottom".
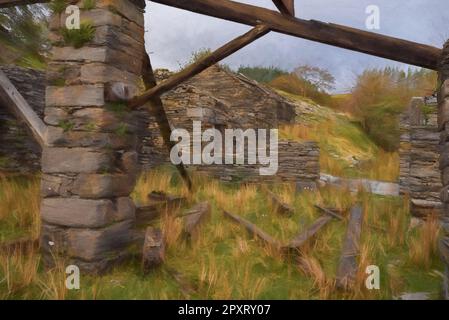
[{"left": 143, "top": 0, "right": 449, "bottom": 93}]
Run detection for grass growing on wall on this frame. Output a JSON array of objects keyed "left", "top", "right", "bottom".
[{"left": 0, "top": 170, "right": 443, "bottom": 299}]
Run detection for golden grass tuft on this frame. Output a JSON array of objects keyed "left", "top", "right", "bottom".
[{"left": 408, "top": 213, "right": 441, "bottom": 269}]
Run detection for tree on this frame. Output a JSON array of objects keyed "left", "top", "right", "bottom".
[{"left": 293, "top": 65, "right": 336, "bottom": 93}]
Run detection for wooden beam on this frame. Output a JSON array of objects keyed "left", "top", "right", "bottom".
[
  {"left": 283, "top": 215, "right": 333, "bottom": 251},
  {"left": 0, "top": 70, "right": 47, "bottom": 148},
  {"left": 223, "top": 210, "right": 281, "bottom": 249},
  {"left": 141, "top": 53, "right": 193, "bottom": 191},
  {"left": 151, "top": 0, "right": 441, "bottom": 70},
  {"left": 129, "top": 24, "right": 269, "bottom": 109},
  {"left": 0, "top": 0, "right": 49, "bottom": 8},
  {"left": 272, "top": 0, "right": 294, "bottom": 16},
  {"left": 336, "top": 205, "right": 364, "bottom": 289}
]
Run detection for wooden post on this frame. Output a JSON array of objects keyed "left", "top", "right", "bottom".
[{"left": 272, "top": 0, "right": 295, "bottom": 16}]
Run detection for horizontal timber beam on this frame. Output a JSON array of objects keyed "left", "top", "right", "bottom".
[
  {"left": 151, "top": 0, "right": 441, "bottom": 70},
  {"left": 0, "top": 70, "right": 47, "bottom": 148},
  {"left": 0, "top": 0, "right": 49, "bottom": 8}
]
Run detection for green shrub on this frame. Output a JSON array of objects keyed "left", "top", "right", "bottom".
[
  {"left": 82, "top": 0, "right": 96, "bottom": 10},
  {"left": 61, "top": 22, "right": 95, "bottom": 48},
  {"left": 238, "top": 66, "right": 288, "bottom": 83},
  {"left": 49, "top": 0, "right": 68, "bottom": 14}
]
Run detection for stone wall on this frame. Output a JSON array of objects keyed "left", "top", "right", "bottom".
[
  {"left": 0, "top": 66, "right": 45, "bottom": 173},
  {"left": 399, "top": 96, "right": 442, "bottom": 217},
  {"left": 141, "top": 65, "right": 319, "bottom": 183},
  {"left": 39, "top": 0, "right": 146, "bottom": 273},
  {"left": 438, "top": 40, "right": 449, "bottom": 300}
]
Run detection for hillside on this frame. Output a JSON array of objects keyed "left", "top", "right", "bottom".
[{"left": 276, "top": 90, "right": 399, "bottom": 182}]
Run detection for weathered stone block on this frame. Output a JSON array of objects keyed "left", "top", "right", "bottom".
[
  {"left": 97, "top": 0, "right": 145, "bottom": 27},
  {"left": 46, "top": 85, "right": 105, "bottom": 107},
  {"left": 73, "top": 174, "right": 135, "bottom": 198},
  {"left": 67, "top": 220, "right": 134, "bottom": 261},
  {"left": 41, "top": 174, "right": 75, "bottom": 198},
  {"left": 439, "top": 79, "right": 449, "bottom": 101},
  {"left": 45, "top": 126, "right": 136, "bottom": 149},
  {"left": 80, "top": 63, "right": 140, "bottom": 85},
  {"left": 41, "top": 198, "right": 115, "bottom": 228},
  {"left": 42, "top": 147, "right": 113, "bottom": 174}
]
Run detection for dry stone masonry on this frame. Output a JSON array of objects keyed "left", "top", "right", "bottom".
[
  {"left": 399, "top": 96, "right": 442, "bottom": 217},
  {"left": 143, "top": 65, "right": 320, "bottom": 184},
  {"left": 0, "top": 66, "right": 45, "bottom": 173},
  {"left": 439, "top": 41, "right": 449, "bottom": 299},
  {"left": 40, "top": 0, "right": 146, "bottom": 273}
]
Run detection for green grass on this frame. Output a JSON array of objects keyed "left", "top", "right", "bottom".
[
  {"left": 61, "top": 22, "right": 95, "bottom": 49},
  {"left": 0, "top": 170, "right": 444, "bottom": 299}
]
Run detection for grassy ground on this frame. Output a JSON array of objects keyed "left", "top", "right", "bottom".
[{"left": 0, "top": 169, "right": 444, "bottom": 299}]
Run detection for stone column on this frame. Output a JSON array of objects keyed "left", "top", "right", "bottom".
[
  {"left": 439, "top": 41, "right": 449, "bottom": 299},
  {"left": 40, "top": 0, "right": 146, "bottom": 273}
]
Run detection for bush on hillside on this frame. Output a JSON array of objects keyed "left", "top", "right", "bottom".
[
  {"left": 238, "top": 66, "right": 288, "bottom": 83},
  {"left": 269, "top": 73, "right": 333, "bottom": 106}
]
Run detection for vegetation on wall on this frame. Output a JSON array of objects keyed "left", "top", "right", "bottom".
[{"left": 0, "top": 5, "right": 49, "bottom": 69}]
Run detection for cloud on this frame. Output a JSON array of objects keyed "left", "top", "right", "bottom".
[{"left": 144, "top": 0, "right": 449, "bottom": 92}]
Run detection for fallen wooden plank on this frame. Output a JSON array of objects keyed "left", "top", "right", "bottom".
[
  {"left": 263, "top": 187, "right": 294, "bottom": 216},
  {"left": 151, "top": 0, "right": 441, "bottom": 70},
  {"left": 135, "top": 203, "right": 161, "bottom": 226},
  {"left": 129, "top": 25, "right": 270, "bottom": 108},
  {"left": 336, "top": 205, "right": 364, "bottom": 289},
  {"left": 142, "top": 227, "right": 165, "bottom": 273},
  {"left": 183, "top": 202, "right": 211, "bottom": 241},
  {"left": 0, "top": 237, "right": 39, "bottom": 254},
  {"left": 223, "top": 210, "right": 281, "bottom": 248},
  {"left": 283, "top": 215, "right": 333, "bottom": 252},
  {"left": 141, "top": 53, "right": 193, "bottom": 191},
  {"left": 314, "top": 205, "right": 344, "bottom": 221},
  {"left": 148, "top": 191, "right": 186, "bottom": 209},
  {"left": 0, "top": 70, "right": 47, "bottom": 147},
  {"left": 272, "top": 0, "right": 295, "bottom": 16}
]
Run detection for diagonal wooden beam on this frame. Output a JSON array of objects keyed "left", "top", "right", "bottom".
[
  {"left": 141, "top": 52, "right": 193, "bottom": 191},
  {"left": 0, "top": 0, "right": 49, "bottom": 8},
  {"left": 151, "top": 0, "right": 441, "bottom": 70},
  {"left": 129, "top": 24, "right": 270, "bottom": 109},
  {"left": 272, "top": 0, "right": 294, "bottom": 16},
  {"left": 0, "top": 70, "right": 47, "bottom": 148}
]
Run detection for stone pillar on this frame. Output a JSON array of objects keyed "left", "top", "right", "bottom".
[
  {"left": 40, "top": 0, "right": 146, "bottom": 273},
  {"left": 438, "top": 41, "right": 449, "bottom": 299}
]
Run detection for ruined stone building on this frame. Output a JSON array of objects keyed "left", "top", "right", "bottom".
[
  {"left": 0, "top": 64, "right": 320, "bottom": 184},
  {"left": 141, "top": 65, "right": 320, "bottom": 183},
  {"left": 399, "top": 96, "right": 442, "bottom": 217}
]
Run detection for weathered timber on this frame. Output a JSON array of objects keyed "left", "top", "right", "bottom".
[
  {"left": 272, "top": 0, "right": 295, "bottom": 16},
  {"left": 148, "top": 191, "right": 186, "bottom": 208},
  {"left": 262, "top": 186, "right": 294, "bottom": 216},
  {"left": 0, "top": 70, "right": 47, "bottom": 147},
  {"left": 182, "top": 202, "right": 211, "bottom": 241},
  {"left": 0, "top": 0, "right": 49, "bottom": 7},
  {"left": 129, "top": 25, "right": 270, "bottom": 108},
  {"left": 284, "top": 215, "right": 333, "bottom": 252},
  {"left": 151, "top": 0, "right": 441, "bottom": 70},
  {"left": 165, "top": 266, "right": 198, "bottom": 299},
  {"left": 141, "top": 53, "right": 193, "bottom": 190},
  {"left": 0, "top": 237, "right": 39, "bottom": 254},
  {"left": 336, "top": 205, "right": 364, "bottom": 289},
  {"left": 314, "top": 205, "right": 344, "bottom": 221},
  {"left": 135, "top": 203, "right": 160, "bottom": 226},
  {"left": 223, "top": 210, "right": 281, "bottom": 248},
  {"left": 142, "top": 227, "right": 165, "bottom": 272}
]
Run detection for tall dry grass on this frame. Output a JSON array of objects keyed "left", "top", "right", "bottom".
[
  {"left": 0, "top": 175, "right": 41, "bottom": 239},
  {"left": 408, "top": 213, "right": 441, "bottom": 269}
]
